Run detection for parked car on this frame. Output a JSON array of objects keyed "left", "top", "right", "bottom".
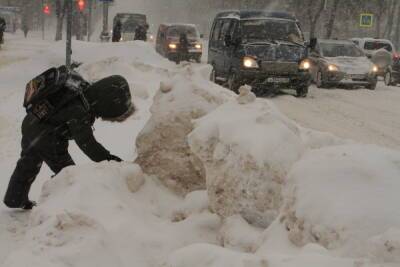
[
  {"left": 113, "top": 13, "right": 147, "bottom": 42},
  {"left": 351, "top": 38, "right": 395, "bottom": 75},
  {"left": 208, "top": 10, "right": 311, "bottom": 97},
  {"left": 309, "top": 39, "right": 378, "bottom": 89},
  {"left": 384, "top": 55, "right": 400, "bottom": 86},
  {"left": 156, "top": 23, "right": 203, "bottom": 63}
]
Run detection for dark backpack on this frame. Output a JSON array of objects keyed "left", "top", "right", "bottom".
[{"left": 24, "top": 66, "right": 90, "bottom": 121}]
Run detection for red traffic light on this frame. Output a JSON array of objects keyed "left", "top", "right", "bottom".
[
  {"left": 43, "top": 4, "right": 50, "bottom": 15},
  {"left": 77, "top": 0, "right": 85, "bottom": 11}
]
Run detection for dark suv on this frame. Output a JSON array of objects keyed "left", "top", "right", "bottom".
[{"left": 208, "top": 11, "right": 311, "bottom": 97}]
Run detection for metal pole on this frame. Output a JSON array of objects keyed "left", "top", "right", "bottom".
[
  {"left": 41, "top": 0, "right": 45, "bottom": 40},
  {"left": 100, "top": 1, "right": 110, "bottom": 42},
  {"left": 87, "top": 0, "right": 92, "bottom": 41},
  {"left": 103, "top": 2, "right": 109, "bottom": 34},
  {"left": 66, "top": 0, "right": 72, "bottom": 68}
]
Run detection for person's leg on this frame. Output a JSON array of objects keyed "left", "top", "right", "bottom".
[
  {"left": 4, "top": 137, "right": 43, "bottom": 208},
  {"left": 37, "top": 135, "right": 75, "bottom": 175}
]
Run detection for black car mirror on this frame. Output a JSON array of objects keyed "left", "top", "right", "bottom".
[
  {"left": 224, "top": 34, "right": 232, "bottom": 47},
  {"left": 200, "top": 33, "right": 204, "bottom": 39},
  {"left": 309, "top": 37, "right": 317, "bottom": 50}
]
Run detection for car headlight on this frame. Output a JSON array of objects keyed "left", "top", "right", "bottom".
[
  {"left": 372, "top": 65, "right": 379, "bottom": 73},
  {"left": 169, "top": 43, "right": 177, "bottom": 49},
  {"left": 299, "top": 59, "right": 311, "bottom": 70},
  {"left": 328, "top": 64, "right": 339, "bottom": 72},
  {"left": 195, "top": 44, "right": 202, "bottom": 49},
  {"left": 243, "top": 56, "right": 259, "bottom": 68}
]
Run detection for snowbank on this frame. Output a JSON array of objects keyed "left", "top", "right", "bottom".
[
  {"left": 2, "top": 163, "right": 221, "bottom": 267},
  {"left": 282, "top": 144, "right": 400, "bottom": 261},
  {"left": 188, "top": 91, "right": 342, "bottom": 228},
  {"left": 135, "top": 64, "right": 234, "bottom": 194},
  {"left": 166, "top": 243, "right": 269, "bottom": 267}
]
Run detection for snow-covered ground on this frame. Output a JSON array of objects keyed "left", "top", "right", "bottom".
[{"left": 1, "top": 31, "right": 400, "bottom": 267}]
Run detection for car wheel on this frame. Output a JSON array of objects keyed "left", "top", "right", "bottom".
[
  {"left": 384, "top": 71, "right": 394, "bottom": 86},
  {"left": 227, "top": 72, "right": 240, "bottom": 93},
  {"left": 296, "top": 85, "right": 309, "bottom": 98},
  {"left": 316, "top": 70, "right": 326, "bottom": 88},
  {"left": 367, "top": 81, "right": 377, "bottom": 90},
  {"left": 210, "top": 66, "right": 217, "bottom": 83}
]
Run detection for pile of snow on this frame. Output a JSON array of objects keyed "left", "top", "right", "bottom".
[
  {"left": 188, "top": 90, "right": 342, "bottom": 228},
  {"left": 2, "top": 163, "right": 221, "bottom": 267},
  {"left": 281, "top": 144, "right": 400, "bottom": 261},
  {"left": 135, "top": 64, "right": 234, "bottom": 194}
]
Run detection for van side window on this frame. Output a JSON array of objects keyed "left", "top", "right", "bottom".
[
  {"left": 219, "top": 19, "right": 233, "bottom": 40},
  {"left": 211, "top": 20, "right": 223, "bottom": 41}
]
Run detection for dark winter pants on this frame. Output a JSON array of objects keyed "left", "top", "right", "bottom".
[
  {"left": 0, "top": 31, "right": 3, "bottom": 44},
  {"left": 3, "top": 133, "right": 75, "bottom": 208}
]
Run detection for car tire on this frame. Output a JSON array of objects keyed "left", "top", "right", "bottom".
[
  {"left": 384, "top": 71, "right": 395, "bottom": 86},
  {"left": 296, "top": 85, "right": 309, "bottom": 98},
  {"left": 367, "top": 81, "right": 377, "bottom": 90},
  {"left": 227, "top": 72, "right": 240, "bottom": 93},
  {"left": 210, "top": 66, "right": 217, "bottom": 83},
  {"left": 316, "top": 70, "right": 327, "bottom": 88}
]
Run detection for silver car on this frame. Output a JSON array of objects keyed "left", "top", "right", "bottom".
[{"left": 309, "top": 39, "right": 378, "bottom": 90}]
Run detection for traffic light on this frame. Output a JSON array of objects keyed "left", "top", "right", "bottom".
[
  {"left": 43, "top": 4, "right": 50, "bottom": 15},
  {"left": 77, "top": 0, "right": 85, "bottom": 12}
]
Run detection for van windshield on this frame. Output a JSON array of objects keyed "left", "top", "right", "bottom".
[
  {"left": 167, "top": 26, "right": 199, "bottom": 38},
  {"left": 240, "top": 19, "right": 304, "bottom": 43},
  {"left": 320, "top": 43, "right": 364, "bottom": 57}
]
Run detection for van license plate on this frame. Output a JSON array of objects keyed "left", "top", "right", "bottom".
[{"left": 267, "top": 77, "right": 290, "bottom": 83}]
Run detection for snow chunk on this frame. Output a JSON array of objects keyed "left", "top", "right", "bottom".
[
  {"left": 237, "top": 85, "right": 256, "bottom": 105},
  {"left": 189, "top": 100, "right": 307, "bottom": 227},
  {"left": 282, "top": 144, "right": 400, "bottom": 260},
  {"left": 172, "top": 190, "right": 210, "bottom": 222},
  {"left": 218, "top": 215, "right": 263, "bottom": 253},
  {"left": 135, "top": 66, "right": 234, "bottom": 194}
]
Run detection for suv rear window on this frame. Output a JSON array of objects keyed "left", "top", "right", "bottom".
[{"left": 364, "top": 41, "right": 392, "bottom": 52}]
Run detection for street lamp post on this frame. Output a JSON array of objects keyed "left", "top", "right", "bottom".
[{"left": 66, "top": 0, "right": 72, "bottom": 68}]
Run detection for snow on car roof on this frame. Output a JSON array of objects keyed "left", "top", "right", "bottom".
[
  {"left": 160, "top": 23, "right": 197, "bottom": 28},
  {"left": 319, "top": 39, "right": 355, "bottom": 45},
  {"left": 216, "top": 10, "right": 297, "bottom": 21}
]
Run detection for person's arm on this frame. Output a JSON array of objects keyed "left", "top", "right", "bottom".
[{"left": 67, "top": 117, "right": 121, "bottom": 162}]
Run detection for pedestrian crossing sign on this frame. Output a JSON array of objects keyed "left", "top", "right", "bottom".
[{"left": 360, "top": 13, "right": 373, "bottom": 28}]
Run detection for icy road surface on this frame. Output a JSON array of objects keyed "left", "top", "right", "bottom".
[{"left": 271, "top": 85, "right": 400, "bottom": 150}]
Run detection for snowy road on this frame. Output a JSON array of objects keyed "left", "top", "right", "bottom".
[{"left": 271, "top": 84, "right": 400, "bottom": 150}]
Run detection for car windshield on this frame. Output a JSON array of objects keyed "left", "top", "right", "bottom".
[
  {"left": 240, "top": 19, "right": 304, "bottom": 43},
  {"left": 320, "top": 43, "right": 364, "bottom": 57},
  {"left": 167, "top": 26, "right": 199, "bottom": 38},
  {"left": 364, "top": 41, "right": 392, "bottom": 52}
]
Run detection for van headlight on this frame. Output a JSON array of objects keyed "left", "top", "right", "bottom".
[
  {"left": 243, "top": 56, "right": 259, "bottom": 68},
  {"left": 328, "top": 64, "right": 339, "bottom": 72},
  {"left": 195, "top": 43, "right": 202, "bottom": 49},
  {"left": 299, "top": 59, "right": 311, "bottom": 70},
  {"left": 372, "top": 65, "right": 379, "bottom": 73},
  {"left": 169, "top": 43, "right": 177, "bottom": 49}
]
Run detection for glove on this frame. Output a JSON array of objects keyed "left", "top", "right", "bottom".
[{"left": 107, "top": 154, "right": 122, "bottom": 162}]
